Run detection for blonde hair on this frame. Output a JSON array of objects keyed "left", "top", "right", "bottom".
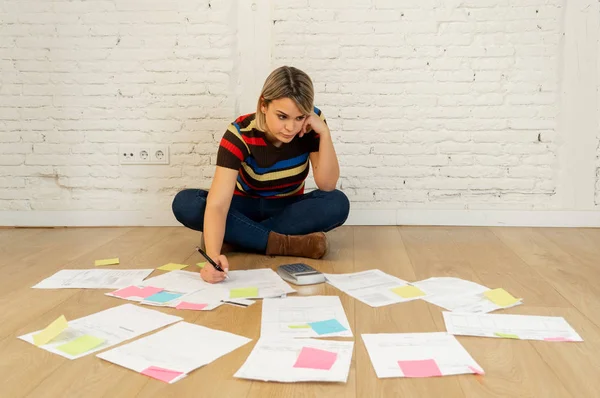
[{"left": 255, "top": 66, "right": 314, "bottom": 132}]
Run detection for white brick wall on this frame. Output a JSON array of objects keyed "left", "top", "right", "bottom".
[
  {"left": 0, "top": 0, "right": 598, "bottom": 224},
  {"left": 0, "top": 0, "right": 235, "bottom": 212},
  {"left": 273, "top": 0, "right": 563, "bottom": 210}
]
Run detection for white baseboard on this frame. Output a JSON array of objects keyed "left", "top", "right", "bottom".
[{"left": 1, "top": 209, "right": 600, "bottom": 227}]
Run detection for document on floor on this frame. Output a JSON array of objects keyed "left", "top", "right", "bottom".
[
  {"left": 362, "top": 332, "right": 484, "bottom": 378},
  {"left": 412, "top": 277, "right": 523, "bottom": 313},
  {"left": 323, "top": 270, "right": 418, "bottom": 307},
  {"left": 97, "top": 322, "right": 251, "bottom": 384},
  {"left": 107, "top": 269, "right": 295, "bottom": 306},
  {"left": 261, "top": 296, "right": 352, "bottom": 338},
  {"left": 234, "top": 338, "right": 354, "bottom": 383},
  {"left": 32, "top": 269, "right": 154, "bottom": 289},
  {"left": 18, "top": 304, "right": 182, "bottom": 359},
  {"left": 443, "top": 312, "right": 583, "bottom": 341}
]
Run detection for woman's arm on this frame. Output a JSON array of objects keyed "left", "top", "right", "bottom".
[
  {"left": 204, "top": 166, "right": 238, "bottom": 258},
  {"left": 201, "top": 166, "right": 238, "bottom": 283},
  {"left": 304, "top": 112, "right": 340, "bottom": 191}
]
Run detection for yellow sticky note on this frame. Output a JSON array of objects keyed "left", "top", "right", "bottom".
[
  {"left": 32, "top": 315, "right": 68, "bottom": 346},
  {"left": 157, "top": 263, "right": 189, "bottom": 271},
  {"left": 484, "top": 288, "right": 520, "bottom": 307},
  {"left": 288, "top": 324, "right": 311, "bottom": 329},
  {"left": 495, "top": 332, "right": 519, "bottom": 339},
  {"left": 390, "top": 285, "right": 426, "bottom": 299},
  {"left": 230, "top": 287, "right": 259, "bottom": 299},
  {"left": 56, "top": 335, "right": 105, "bottom": 356},
  {"left": 196, "top": 262, "right": 206, "bottom": 268},
  {"left": 95, "top": 258, "right": 119, "bottom": 266}
]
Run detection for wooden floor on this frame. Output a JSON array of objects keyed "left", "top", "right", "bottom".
[{"left": 0, "top": 226, "right": 599, "bottom": 397}]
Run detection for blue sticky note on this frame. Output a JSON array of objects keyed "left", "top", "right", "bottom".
[
  {"left": 307, "top": 319, "right": 347, "bottom": 335},
  {"left": 144, "top": 291, "right": 183, "bottom": 303}
]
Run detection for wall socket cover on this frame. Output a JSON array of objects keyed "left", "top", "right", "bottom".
[{"left": 119, "top": 144, "right": 170, "bottom": 165}]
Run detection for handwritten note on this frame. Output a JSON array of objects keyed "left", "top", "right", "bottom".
[
  {"left": 293, "top": 347, "right": 338, "bottom": 370},
  {"left": 157, "top": 263, "right": 189, "bottom": 271},
  {"left": 229, "top": 287, "right": 259, "bottom": 299},
  {"left": 141, "top": 366, "right": 184, "bottom": 383},
  {"left": 95, "top": 258, "right": 119, "bottom": 266},
  {"left": 484, "top": 288, "right": 519, "bottom": 307},
  {"left": 390, "top": 285, "right": 426, "bottom": 299},
  {"left": 398, "top": 359, "right": 442, "bottom": 378},
  {"left": 32, "top": 315, "right": 68, "bottom": 346},
  {"left": 308, "top": 319, "right": 348, "bottom": 335},
  {"left": 57, "top": 335, "right": 105, "bottom": 356}
]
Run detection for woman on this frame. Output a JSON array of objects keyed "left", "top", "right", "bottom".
[{"left": 172, "top": 66, "right": 350, "bottom": 283}]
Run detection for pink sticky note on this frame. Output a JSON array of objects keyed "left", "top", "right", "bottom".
[
  {"left": 544, "top": 337, "right": 574, "bottom": 342},
  {"left": 141, "top": 366, "right": 184, "bottom": 383},
  {"left": 112, "top": 286, "right": 142, "bottom": 298},
  {"left": 293, "top": 347, "right": 338, "bottom": 370},
  {"left": 175, "top": 302, "right": 208, "bottom": 311},
  {"left": 137, "top": 286, "right": 164, "bottom": 298},
  {"left": 398, "top": 359, "right": 443, "bottom": 378},
  {"left": 468, "top": 365, "right": 485, "bottom": 375},
  {"left": 112, "top": 286, "right": 163, "bottom": 299}
]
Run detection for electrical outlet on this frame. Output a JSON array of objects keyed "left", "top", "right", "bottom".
[{"left": 119, "top": 144, "right": 170, "bottom": 165}]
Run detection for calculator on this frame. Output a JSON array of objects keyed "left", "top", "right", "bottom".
[{"left": 276, "top": 263, "right": 326, "bottom": 286}]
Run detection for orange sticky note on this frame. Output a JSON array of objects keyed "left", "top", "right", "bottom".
[
  {"left": 390, "top": 285, "right": 426, "bottom": 299},
  {"left": 484, "top": 288, "right": 519, "bottom": 307},
  {"left": 32, "top": 315, "right": 68, "bottom": 346}
]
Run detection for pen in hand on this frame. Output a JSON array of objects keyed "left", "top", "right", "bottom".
[{"left": 195, "top": 246, "right": 229, "bottom": 279}]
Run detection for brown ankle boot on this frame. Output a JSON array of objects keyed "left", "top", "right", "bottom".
[{"left": 265, "top": 231, "right": 329, "bottom": 259}]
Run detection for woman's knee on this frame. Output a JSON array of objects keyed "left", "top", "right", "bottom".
[
  {"left": 320, "top": 189, "right": 350, "bottom": 225},
  {"left": 172, "top": 189, "right": 207, "bottom": 227}
]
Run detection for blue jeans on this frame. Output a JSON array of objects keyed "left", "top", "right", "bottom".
[{"left": 172, "top": 189, "right": 350, "bottom": 253}]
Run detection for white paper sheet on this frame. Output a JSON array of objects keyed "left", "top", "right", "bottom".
[
  {"left": 261, "top": 296, "right": 352, "bottom": 338},
  {"left": 323, "top": 270, "right": 413, "bottom": 307},
  {"left": 97, "top": 322, "right": 251, "bottom": 383},
  {"left": 426, "top": 291, "right": 522, "bottom": 313},
  {"left": 412, "top": 277, "right": 489, "bottom": 297},
  {"left": 362, "top": 332, "right": 484, "bottom": 378},
  {"left": 19, "top": 304, "right": 182, "bottom": 359},
  {"left": 32, "top": 269, "right": 153, "bottom": 289},
  {"left": 106, "top": 269, "right": 296, "bottom": 306},
  {"left": 443, "top": 312, "right": 583, "bottom": 341},
  {"left": 234, "top": 338, "right": 354, "bottom": 383}
]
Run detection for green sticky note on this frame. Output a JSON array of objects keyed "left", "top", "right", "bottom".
[
  {"left": 56, "top": 335, "right": 105, "bottom": 356},
  {"left": 196, "top": 262, "right": 206, "bottom": 268},
  {"left": 229, "top": 287, "right": 259, "bottom": 299},
  {"left": 157, "top": 263, "right": 188, "bottom": 271},
  {"left": 494, "top": 332, "right": 519, "bottom": 339},
  {"left": 390, "top": 285, "right": 426, "bottom": 299},
  {"left": 288, "top": 324, "right": 311, "bottom": 329}
]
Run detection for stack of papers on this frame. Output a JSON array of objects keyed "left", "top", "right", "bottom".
[
  {"left": 19, "top": 304, "right": 182, "bottom": 359},
  {"left": 362, "top": 332, "right": 484, "bottom": 378},
  {"left": 97, "top": 322, "right": 251, "bottom": 384},
  {"left": 234, "top": 338, "right": 354, "bottom": 383},
  {"left": 32, "top": 269, "right": 153, "bottom": 290},
  {"left": 324, "top": 270, "right": 421, "bottom": 307},
  {"left": 106, "top": 269, "right": 296, "bottom": 309},
  {"left": 443, "top": 312, "right": 583, "bottom": 341},
  {"left": 413, "top": 277, "right": 523, "bottom": 313},
  {"left": 261, "top": 296, "right": 352, "bottom": 339}
]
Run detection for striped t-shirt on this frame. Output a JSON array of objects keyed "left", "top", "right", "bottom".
[{"left": 216, "top": 107, "right": 324, "bottom": 198}]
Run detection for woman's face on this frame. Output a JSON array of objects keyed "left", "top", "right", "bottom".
[{"left": 261, "top": 97, "right": 307, "bottom": 145}]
